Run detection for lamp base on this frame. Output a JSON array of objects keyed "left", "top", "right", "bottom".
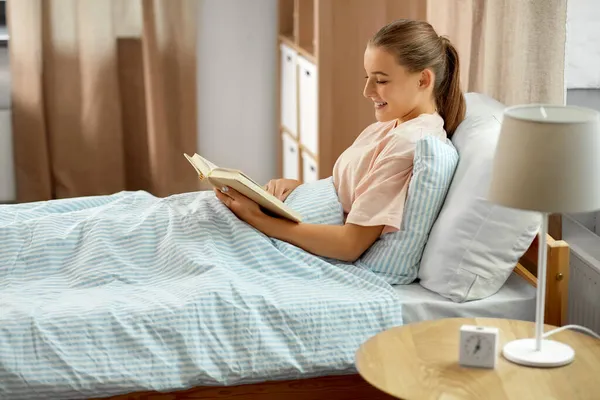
[{"left": 502, "top": 338, "right": 575, "bottom": 367}]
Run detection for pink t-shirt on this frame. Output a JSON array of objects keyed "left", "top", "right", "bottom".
[{"left": 332, "top": 112, "right": 446, "bottom": 234}]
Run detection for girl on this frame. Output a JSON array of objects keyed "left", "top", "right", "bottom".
[{"left": 215, "top": 19, "right": 466, "bottom": 262}]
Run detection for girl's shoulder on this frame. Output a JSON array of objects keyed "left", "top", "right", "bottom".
[
  {"left": 353, "top": 113, "right": 446, "bottom": 154},
  {"left": 354, "top": 119, "right": 398, "bottom": 143},
  {"left": 387, "top": 112, "right": 447, "bottom": 144}
]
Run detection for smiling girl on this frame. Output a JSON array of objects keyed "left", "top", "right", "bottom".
[{"left": 215, "top": 19, "right": 466, "bottom": 262}]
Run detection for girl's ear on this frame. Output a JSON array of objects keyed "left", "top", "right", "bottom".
[{"left": 418, "top": 69, "right": 435, "bottom": 90}]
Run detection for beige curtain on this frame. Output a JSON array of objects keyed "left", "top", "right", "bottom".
[
  {"left": 426, "top": 0, "right": 568, "bottom": 237},
  {"left": 427, "top": 0, "right": 568, "bottom": 106},
  {"left": 8, "top": 0, "right": 198, "bottom": 202}
]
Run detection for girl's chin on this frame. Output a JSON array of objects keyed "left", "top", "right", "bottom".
[{"left": 374, "top": 108, "right": 395, "bottom": 122}]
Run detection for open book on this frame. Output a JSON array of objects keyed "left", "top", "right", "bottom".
[{"left": 184, "top": 153, "right": 303, "bottom": 223}]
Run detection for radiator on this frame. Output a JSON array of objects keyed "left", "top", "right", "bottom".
[
  {"left": 564, "top": 215, "right": 600, "bottom": 334},
  {"left": 568, "top": 250, "right": 600, "bottom": 333}
]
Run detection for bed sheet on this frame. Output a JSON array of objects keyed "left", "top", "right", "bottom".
[
  {"left": 397, "top": 272, "right": 536, "bottom": 323},
  {"left": 0, "top": 182, "right": 404, "bottom": 400}
]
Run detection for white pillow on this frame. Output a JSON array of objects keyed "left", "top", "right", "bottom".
[{"left": 417, "top": 93, "right": 541, "bottom": 302}]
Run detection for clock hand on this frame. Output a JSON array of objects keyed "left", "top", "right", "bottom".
[{"left": 474, "top": 338, "right": 481, "bottom": 354}]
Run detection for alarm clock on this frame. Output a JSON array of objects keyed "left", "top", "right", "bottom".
[{"left": 459, "top": 324, "right": 499, "bottom": 369}]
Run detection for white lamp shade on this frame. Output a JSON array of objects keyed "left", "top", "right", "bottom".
[{"left": 488, "top": 104, "right": 600, "bottom": 213}]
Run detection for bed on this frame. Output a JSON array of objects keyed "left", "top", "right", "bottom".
[
  {"left": 0, "top": 154, "right": 570, "bottom": 400},
  {"left": 93, "top": 236, "right": 567, "bottom": 400},
  {"left": 0, "top": 232, "right": 564, "bottom": 400},
  {"left": 94, "top": 237, "right": 565, "bottom": 400},
  {"left": 0, "top": 91, "right": 569, "bottom": 400},
  {"left": 397, "top": 272, "right": 536, "bottom": 324}
]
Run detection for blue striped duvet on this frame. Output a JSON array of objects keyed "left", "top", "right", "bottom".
[{"left": 0, "top": 178, "right": 404, "bottom": 400}]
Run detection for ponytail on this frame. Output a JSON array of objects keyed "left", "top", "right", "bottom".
[{"left": 437, "top": 38, "right": 466, "bottom": 137}]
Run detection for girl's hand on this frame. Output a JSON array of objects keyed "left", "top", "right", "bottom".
[
  {"left": 214, "top": 187, "right": 265, "bottom": 225},
  {"left": 264, "top": 179, "right": 301, "bottom": 201}
]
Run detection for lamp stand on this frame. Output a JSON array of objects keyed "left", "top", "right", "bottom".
[{"left": 502, "top": 212, "right": 575, "bottom": 368}]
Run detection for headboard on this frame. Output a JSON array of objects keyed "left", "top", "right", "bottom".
[{"left": 516, "top": 234, "right": 570, "bottom": 327}]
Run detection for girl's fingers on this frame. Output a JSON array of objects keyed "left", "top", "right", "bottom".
[
  {"left": 223, "top": 186, "right": 240, "bottom": 199},
  {"left": 275, "top": 186, "right": 285, "bottom": 200},
  {"left": 214, "top": 188, "right": 230, "bottom": 206},
  {"left": 215, "top": 187, "right": 231, "bottom": 198},
  {"left": 265, "top": 181, "right": 275, "bottom": 195}
]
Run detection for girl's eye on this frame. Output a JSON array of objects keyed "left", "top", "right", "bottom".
[{"left": 365, "top": 76, "right": 388, "bottom": 84}]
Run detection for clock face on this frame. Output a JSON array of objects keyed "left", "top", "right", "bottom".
[{"left": 464, "top": 335, "right": 493, "bottom": 361}]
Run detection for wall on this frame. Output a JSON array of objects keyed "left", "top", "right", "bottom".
[
  {"left": 564, "top": 0, "right": 600, "bottom": 234},
  {"left": 565, "top": 0, "right": 600, "bottom": 89},
  {"left": 563, "top": 0, "right": 600, "bottom": 333},
  {"left": 566, "top": 89, "right": 600, "bottom": 233},
  {"left": 196, "top": 0, "right": 278, "bottom": 186}
]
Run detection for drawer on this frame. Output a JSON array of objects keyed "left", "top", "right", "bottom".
[
  {"left": 297, "top": 56, "right": 318, "bottom": 156},
  {"left": 282, "top": 133, "right": 299, "bottom": 180},
  {"left": 301, "top": 150, "right": 318, "bottom": 183},
  {"left": 280, "top": 44, "right": 298, "bottom": 137}
]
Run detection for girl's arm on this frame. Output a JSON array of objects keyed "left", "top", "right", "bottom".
[
  {"left": 251, "top": 214, "right": 383, "bottom": 262},
  {"left": 214, "top": 187, "right": 383, "bottom": 262}
]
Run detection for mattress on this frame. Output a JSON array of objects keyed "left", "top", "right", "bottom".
[{"left": 396, "top": 272, "right": 537, "bottom": 323}]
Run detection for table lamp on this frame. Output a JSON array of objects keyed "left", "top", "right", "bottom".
[{"left": 488, "top": 103, "right": 600, "bottom": 368}]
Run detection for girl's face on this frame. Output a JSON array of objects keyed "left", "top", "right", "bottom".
[{"left": 363, "top": 45, "right": 435, "bottom": 123}]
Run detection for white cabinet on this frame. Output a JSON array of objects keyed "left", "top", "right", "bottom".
[
  {"left": 280, "top": 43, "right": 298, "bottom": 137},
  {"left": 301, "top": 150, "right": 318, "bottom": 183},
  {"left": 282, "top": 132, "right": 299, "bottom": 180},
  {"left": 297, "top": 55, "right": 318, "bottom": 156},
  {"left": 278, "top": 1, "right": 419, "bottom": 186}
]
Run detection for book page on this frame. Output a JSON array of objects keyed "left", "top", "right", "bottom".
[
  {"left": 195, "top": 154, "right": 219, "bottom": 172},
  {"left": 184, "top": 153, "right": 218, "bottom": 179}
]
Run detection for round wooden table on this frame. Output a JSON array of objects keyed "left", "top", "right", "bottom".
[{"left": 355, "top": 318, "right": 600, "bottom": 400}]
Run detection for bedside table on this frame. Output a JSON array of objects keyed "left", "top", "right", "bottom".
[{"left": 355, "top": 317, "right": 600, "bottom": 399}]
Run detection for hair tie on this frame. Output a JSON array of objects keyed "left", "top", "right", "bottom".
[{"left": 439, "top": 35, "right": 450, "bottom": 48}]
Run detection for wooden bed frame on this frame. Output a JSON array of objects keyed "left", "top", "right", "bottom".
[{"left": 93, "top": 234, "right": 570, "bottom": 400}]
